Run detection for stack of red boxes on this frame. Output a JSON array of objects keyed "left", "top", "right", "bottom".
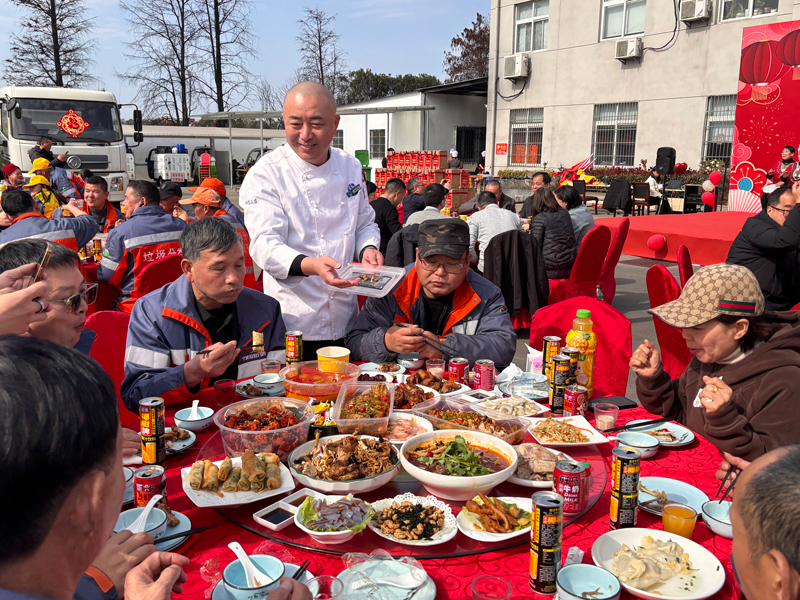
[{"left": 374, "top": 151, "right": 477, "bottom": 213}]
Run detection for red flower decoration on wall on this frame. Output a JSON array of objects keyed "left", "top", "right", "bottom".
[
  {"left": 56, "top": 109, "right": 90, "bottom": 139},
  {"left": 731, "top": 162, "right": 767, "bottom": 195}
]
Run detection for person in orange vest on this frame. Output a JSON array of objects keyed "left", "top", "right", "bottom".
[
  {"left": 179, "top": 188, "right": 257, "bottom": 289},
  {"left": 188, "top": 177, "right": 244, "bottom": 227},
  {"left": 52, "top": 176, "right": 124, "bottom": 233}
]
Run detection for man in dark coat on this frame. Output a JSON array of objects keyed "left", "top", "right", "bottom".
[
  {"left": 459, "top": 180, "right": 516, "bottom": 216},
  {"left": 727, "top": 185, "right": 800, "bottom": 310},
  {"left": 519, "top": 171, "right": 552, "bottom": 218},
  {"left": 28, "top": 135, "right": 68, "bottom": 168},
  {"left": 371, "top": 177, "right": 404, "bottom": 255},
  {"left": 402, "top": 177, "right": 425, "bottom": 221}
]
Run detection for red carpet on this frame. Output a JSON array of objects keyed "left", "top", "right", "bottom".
[{"left": 601, "top": 211, "right": 751, "bottom": 265}]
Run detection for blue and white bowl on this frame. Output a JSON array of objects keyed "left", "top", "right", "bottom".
[
  {"left": 222, "top": 554, "right": 285, "bottom": 600},
  {"left": 174, "top": 406, "right": 215, "bottom": 431},
  {"left": 702, "top": 500, "right": 733, "bottom": 539},
  {"left": 615, "top": 431, "right": 659, "bottom": 459},
  {"left": 556, "top": 564, "right": 621, "bottom": 600},
  {"left": 114, "top": 507, "right": 168, "bottom": 540}
]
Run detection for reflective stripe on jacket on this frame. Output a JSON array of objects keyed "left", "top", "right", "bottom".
[
  {"left": 121, "top": 274, "right": 286, "bottom": 409},
  {"left": 0, "top": 212, "right": 97, "bottom": 251},
  {"left": 97, "top": 205, "right": 186, "bottom": 313}
]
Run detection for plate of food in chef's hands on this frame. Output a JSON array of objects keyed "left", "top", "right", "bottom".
[
  {"left": 592, "top": 528, "right": 725, "bottom": 600},
  {"left": 456, "top": 493, "right": 532, "bottom": 542}
]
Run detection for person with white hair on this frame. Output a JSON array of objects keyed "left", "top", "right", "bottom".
[{"left": 448, "top": 150, "right": 463, "bottom": 169}]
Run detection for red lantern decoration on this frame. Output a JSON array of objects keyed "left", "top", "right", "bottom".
[
  {"left": 709, "top": 171, "right": 723, "bottom": 186},
  {"left": 776, "top": 30, "right": 800, "bottom": 80},
  {"left": 702, "top": 191, "right": 716, "bottom": 208},
  {"left": 647, "top": 234, "right": 665, "bottom": 251},
  {"left": 740, "top": 40, "right": 789, "bottom": 100}
]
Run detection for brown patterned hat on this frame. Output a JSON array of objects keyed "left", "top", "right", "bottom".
[{"left": 649, "top": 264, "right": 765, "bottom": 329}]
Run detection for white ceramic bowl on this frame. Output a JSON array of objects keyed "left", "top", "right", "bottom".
[
  {"left": 292, "top": 495, "right": 367, "bottom": 545},
  {"left": 222, "top": 554, "right": 285, "bottom": 599},
  {"left": 702, "top": 500, "right": 733, "bottom": 539},
  {"left": 174, "top": 405, "right": 215, "bottom": 431},
  {"left": 397, "top": 352, "right": 426, "bottom": 370},
  {"left": 399, "top": 430, "right": 518, "bottom": 501},
  {"left": 556, "top": 564, "right": 621, "bottom": 600},
  {"left": 114, "top": 507, "right": 168, "bottom": 539},
  {"left": 253, "top": 373, "right": 281, "bottom": 391},
  {"left": 615, "top": 431, "right": 659, "bottom": 459},
  {"left": 287, "top": 435, "right": 399, "bottom": 494}
]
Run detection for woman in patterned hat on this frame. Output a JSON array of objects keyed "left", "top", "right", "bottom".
[{"left": 630, "top": 263, "right": 800, "bottom": 461}]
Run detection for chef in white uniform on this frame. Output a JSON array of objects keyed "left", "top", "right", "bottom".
[{"left": 240, "top": 81, "right": 382, "bottom": 358}]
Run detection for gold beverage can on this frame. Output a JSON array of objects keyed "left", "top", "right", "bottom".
[
  {"left": 139, "top": 397, "right": 165, "bottom": 465},
  {"left": 542, "top": 336, "right": 561, "bottom": 381},
  {"left": 529, "top": 491, "right": 563, "bottom": 595},
  {"left": 610, "top": 448, "right": 641, "bottom": 530},
  {"left": 285, "top": 331, "right": 303, "bottom": 364},
  {"left": 561, "top": 346, "right": 579, "bottom": 386}
]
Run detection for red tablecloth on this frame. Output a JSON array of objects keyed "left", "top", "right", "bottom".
[{"left": 152, "top": 395, "right": 741, "bottom": 600}]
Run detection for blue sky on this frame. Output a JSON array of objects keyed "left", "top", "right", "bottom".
[{"left": 0, "top": 0, "right": 488, "bottom": 116}]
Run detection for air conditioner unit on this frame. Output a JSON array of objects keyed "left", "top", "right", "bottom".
[
  {"left": 503, "top": 55, "right": 530, "bottom": 80},
  {"left": 680, "top": 0, "right": 711, "bottom": 22},
  {"left": 615, "top": 37, "right": 643, "bottom": 62}
]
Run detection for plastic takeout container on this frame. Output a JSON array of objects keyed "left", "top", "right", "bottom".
[
  {"left": 411, "top": 395, "right": 527, "bottom": 445},
  {"left": 330, "top": 264, "right": 406, "bottom": 298},
  {"left": 280, "top": 360, "right": 361, "bottom": 403},
  {"left": 332, "top": 381, "right": 395, "bottom": 436}
]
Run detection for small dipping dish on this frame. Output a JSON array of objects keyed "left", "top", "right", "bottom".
[
  {"left": 397, "top": 352, "right": 426, "bottom": 370},
  {"left": 702, "top": 500, "right": 733, "bottom": 539},
  {"left": 615, "top": 431, "right": 659, "bottom": 459},
  {"left": 556, "top": 564, "right": 621, "bottom": 600},
  {"left": 253, "top": 373, "right": 281, "bottom": 391},
  {"left": 174, "top": 405, "right": 215, "bottom": 431},
  {"left": 114, "top": 506, "right": 168, "bottom": 540},
  {"left": 222, "top": 554, "right": 285, "bottom": 599}
]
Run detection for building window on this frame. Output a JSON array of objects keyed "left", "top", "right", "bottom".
[
  {"left": 455, "top": 126, "right": 487, "bottom": 163},
  {"left": 702, "top": 95, "right": 736, "bottom": 166},
  {"left": 515, "top": 1, "right": 549, "bottom": 53},
  {"left": 601, "top": 0, "right": 646, "bottom": 40},
  {"left": 509, "top": 108, "right": 544, "bottom": 166},
  {"left": 332, "top": 129, "right": 343, "bottom": 150},
  {"left": 369, "top": 129, "right": 385, "bottom": 158},
  {"left": 720, "top": 0, "right": 779, "bottom": 21},
  {"left": 592, "top": 102, "right": 638, "bottom": 166}
]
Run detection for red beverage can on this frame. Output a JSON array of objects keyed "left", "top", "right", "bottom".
[
  {"left": 563, "top": 384, "right": 588, "bottom": 417},
  {"left": 133, "top": 465, "right": 166, "bottom": 508},
  {"left": 447, "top": 357, "right": 469, "bottom": 385},
  {"left": 473, "top": 359, "right": 495, "bottom": 391},
  {"left": 139, "top": 397, "right": 165, "bottom": 465},
  {"left": 542, "top": 336, "right": 561, "bottom": 381},
  {"left": 285, "top": 330, "right": 303, "bottom": 364},
  {"left": 554, "top": 460, "right": 588, "bottom": 514}
]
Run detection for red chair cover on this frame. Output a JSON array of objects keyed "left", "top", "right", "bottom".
[
  {"left": 86, "top": 311, "right": 138, "bottom": 426},
  {"left": 529, "top": 296, "right": 631, "bottom": 397},
  {"left": 791, "top": 302, "right": 800, "bottom": 311},
  {"left": 646, "top": 265, "right": 692, "bottom": 379},
  {"left": 134, "top": 255, "right": 184, "bottom": 300},
  {"left": 598, "top": 217, "right": 630, "bottom": 304},
  {"left": 677, "top": 244, "right": 694, "bottom": 288},
  {"left": 548, "top": 225, "right": 611, "bottom": 305}
]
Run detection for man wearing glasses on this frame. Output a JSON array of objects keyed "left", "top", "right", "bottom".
[
  {"left": 727, "top": 183, "right": 800, "bottom": 310},
  {"left": 345, "top": 219, "right": 517, "bottom": 368}
]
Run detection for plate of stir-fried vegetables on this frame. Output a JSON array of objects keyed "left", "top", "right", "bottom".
[{"left": 528, "top": 415, "right": 609, "bottom": 446}]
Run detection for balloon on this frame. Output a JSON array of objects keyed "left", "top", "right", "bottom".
[
  {"left": 647, "top": 234, "right": 665, "bottom": 251},
  {"left": 709, "top": 171, "right": 723, "bottom": 186},
  {"left": 702, "top": 180, "right": 715, "bottom": 192},
  {"left": 702, "top": 191, "right": 715, "bottom": 206}
]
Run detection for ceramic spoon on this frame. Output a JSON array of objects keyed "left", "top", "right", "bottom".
[
  {"left": 189, "top": 399, "right": 200, "bottom": 420},
  {"left": 228, "top": 542, "right": 267, "bottom": 588},
  {"left": 126, "top": 494, "right": 162, "bottom": 534}
]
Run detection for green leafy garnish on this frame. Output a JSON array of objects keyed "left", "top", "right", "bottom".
[{"left": 418, "top": 435, "right": 494, "bottom": 477}]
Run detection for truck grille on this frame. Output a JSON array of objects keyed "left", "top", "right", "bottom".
[{"left": 71, "top": 154, "right": 109, "bottom": 170}]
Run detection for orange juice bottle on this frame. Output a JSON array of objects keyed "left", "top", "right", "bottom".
[{"left": 565, "top": 309, "right": 597, "bottom": 398}]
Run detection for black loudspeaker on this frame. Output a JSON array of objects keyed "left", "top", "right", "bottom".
[
  {"left": 656, "top": 147, "right": 676, "bottom": 174},
  {"left": 683, "top": 184, "right": 703, "bottom": 213}
]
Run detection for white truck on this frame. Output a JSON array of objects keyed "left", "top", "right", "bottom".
[{"left": 0, "top": 85, "right": 141, "bottom": 201}]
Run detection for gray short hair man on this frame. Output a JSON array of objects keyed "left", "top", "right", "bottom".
[{"left": 407, "top": 177, "right": 424, "bottom": 194}]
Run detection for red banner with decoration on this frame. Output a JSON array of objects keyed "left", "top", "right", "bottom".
[{"left": 56, "top": 109, "right": 90, "bottom": 139}]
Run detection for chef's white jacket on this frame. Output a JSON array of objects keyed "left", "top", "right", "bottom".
[{"left": 240, "top": 144, "right": 380, "bottom": 340}]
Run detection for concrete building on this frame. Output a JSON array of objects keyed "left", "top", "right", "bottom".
[{"left": 486, "top": 0, "right": 800, "bottom": 173}]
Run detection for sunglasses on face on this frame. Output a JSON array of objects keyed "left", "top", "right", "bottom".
[{"left": 47, "top": 283, "right": 98, "bottom": 314}]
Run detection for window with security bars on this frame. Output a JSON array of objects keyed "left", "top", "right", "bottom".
[
  {"left": 455, "top": 126, "right": 486, "bottom": 163},
  {"left": 702, "top": 95, "right": 736, "bottom": 166},
  {"left": 509, "top": 108, "right": 544, "bottom": 166},
  {"left": 515, "top": 1, "right": 549, "bottom": 53},
  {"left": 369, "top": 129, "right": 385, "bottom": 158},
  {"left": 332, "top": 130, "right": 344, "bottom": 150},
  {"left": 591, "top": 103, "right": 638, "bottom": 166}
]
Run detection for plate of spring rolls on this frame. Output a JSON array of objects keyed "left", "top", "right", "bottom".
[{"left": 181, "top": 449, "right": 295, "bottom": 508}]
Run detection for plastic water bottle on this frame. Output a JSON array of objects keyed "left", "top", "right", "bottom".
[{"left": 596, "top": 285, "right": 604, "bottom": 301}]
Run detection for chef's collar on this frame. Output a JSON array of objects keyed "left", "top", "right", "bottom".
[{"left": 286, "top": 143, "right": 334, "bottom": 174}]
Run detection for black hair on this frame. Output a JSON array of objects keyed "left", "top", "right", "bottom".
[
  {"left": 38, "top": 135, "right": 53, "bottom": 145},
  {"left": 127, "top": 180, "right": 160, "bottom": 206},
  {"left": 531, "top": 187, "right": 560, "bottom": 215},
  {"left": 180, "top": 216, "right": 241, "bottom": 262},
  {"left": 385, "top": 177, "right": 406, "bottom": 196},
  {"left": 783, "top": 145, "right": 796, "bottom": 155},
  {"left": 738, "top": 443, "right": 800, "bottom": 575},
  {"left": 0, "top": 189, "right": 36, "bottom": 219},
  {"left": 84, "top": 175, "right": 108, "bottom": 193},
  {"left": 387, "top": 147, "right": 394, "bottom": 153},
  {"left": 554, "top": 185, "right": 583, "bottom": 210},
  {"left": 477, "top": 191, "right": 498, "bottom": 208},
  {"left": 532, "top": 171, "right": 551, "bottom": 185},
  {"left": 423, "top": 183, "right": 446, "bottom": 208},
  {"left": 716, "top": 314, "right": 772, "bottom": 353},
  {"left": 0, "top": 239, "right": 79, "bottom": 274},
  {"left": 0, "top": 336, "right": 119, "bottom": 566},
  {"left": 767, "top": 186, "right": 794, "bottom": 209},
  {"left": 365, "top": 181, "right": 377, "bottom": 195},
  {"left": 78, "top": 169, "right": 95, "bottom": 180}
]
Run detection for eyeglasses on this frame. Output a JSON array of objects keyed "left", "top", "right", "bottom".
[
  {"left": 418, "top": 256, "right": 464, "bottom": 274},
  {"left": 47, "top": 283, "right": 97, "bottom": 314},
  {"left": 769, "top": 206, "right": 792, "bottom": 216}
]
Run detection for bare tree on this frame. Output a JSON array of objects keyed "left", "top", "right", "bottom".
[
  {"left": 444, "top": 13, "right": 490, "bottom": 82},
  {"left": 118, "top": 0, "right": 199, "bottom": 125},
  {"left": 255, "top": 77, "right": 284, "bottom": 129},
  {"left": 3, "top": 0, "right": 96, "bottom": 87},
  {"left": 295, "top": 6, "right": 347, "bottom": 101},
  {"left": 193, "top": 0, "right": 255, "bottom": 115}
]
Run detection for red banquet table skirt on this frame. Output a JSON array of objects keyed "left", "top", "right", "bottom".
[{"left": 146, "top": 391, "right": 741, "bottom": 600}]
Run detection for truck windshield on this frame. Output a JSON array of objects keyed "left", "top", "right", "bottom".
[{"left": 10, "top": 98, "right": 123, "bottom": 143}]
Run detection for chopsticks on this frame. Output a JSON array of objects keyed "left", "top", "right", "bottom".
[
  {"left": 392, "top": 321, "right": 459, "bottom": 357},
  {"left": 716, "top": 468, "right": 740, "bottom": 503},
  {"left": 292, "top": 559, "right": 311, "bottom": 581},
  {"left": 197, "top": 344, "right": 260, "bottom": 356},
  {"left": 602, "top": 417, "right": 671, "bottom": 434},
  {"left": 156, "top": 525, "right": 216, "bottom": 544}
]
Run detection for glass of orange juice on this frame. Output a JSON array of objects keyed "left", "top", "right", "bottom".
[{"left": 662, "top": 502, "right": 698, "bottom": 538}]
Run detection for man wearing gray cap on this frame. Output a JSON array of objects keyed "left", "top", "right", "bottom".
[
  {"left": 159, "top": 181, "right": 183, "bottom": 216},
  {"left": 346, "top": 219, "right": 517, "bottom": 368}
]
